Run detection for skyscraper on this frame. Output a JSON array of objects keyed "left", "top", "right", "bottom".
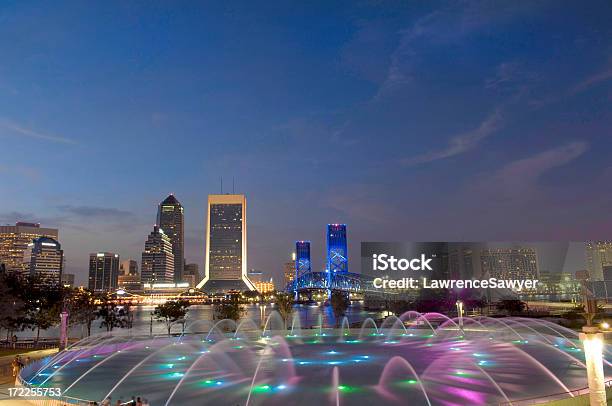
[
  {"left": 157, "top": 194, "right": 185, "bottom": 284},
  {"left": 283, "top": 252, "right": 296, "bottom": 288},
  {"left": 141, "top": 225, "right": 174, "bottom": 284},
  {"left": 119, "top": 259, "right": 138, "bottom": 276},
  {"left": 61, "top": 273, "right": 75, "bottom": 288},
  {"left": 183, "top": 263, "right": 199, "bottom": 287},
  {"left": 448, "top": 246, "right": 483, "bottom": 279},
  {"left": 480, "top": 248, "right": 539, "bottom": 280},
  {"left": 327, "top": 224, "right": 348, "bottom": 274},
  {"left": 0, "top": 222, "right": 58, "bottom": 276},
  {"left": 197, "top": 194, "right": 255, "bottom": 292},
  {"left": 25, "top": 237, "right": 63, "bottom": 284},
  {"left": 586, "top": 241, "right": 612, "bottom": 281},
  {"left": 88, "top": 252, "right": 120, "bottom": 292}
]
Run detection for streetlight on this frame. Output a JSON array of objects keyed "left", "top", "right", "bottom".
[{"left": 455, "top": 300, "right": 464, "bottom": 333}]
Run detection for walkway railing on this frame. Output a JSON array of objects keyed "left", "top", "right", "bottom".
[
  {"left": 0, "top": 339, "right": 61, "bottom": 350},
  {"left": 498, "top": 379, "right": 612, "bottom": 405}
]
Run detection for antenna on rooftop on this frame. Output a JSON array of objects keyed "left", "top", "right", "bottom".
[
  {"left": 220, "top": 176, "right": 223, "bottom": 194},
  {"left": 232, "top": 177, "right": 235, "bottom": 194}
]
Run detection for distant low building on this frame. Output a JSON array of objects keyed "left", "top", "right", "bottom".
[
  {"left": 586, "top": 241, "right": 612, "bottom": 281},
  {"left": 61, "top": 273, "right": 75, "bottom": 287},
  {"left": 142, "top": 282, "right": 190, "bottom": 295},
  {"left": 254, "top": 279, "right": 274, "bottom": 294},
  {"left": 576, "top": 269, "right": 590, "bottom": 281},
  {"left": 118, "top": 272, "right": 142, "bottom": 292},
  {"left": 247, "top": 269, "right": 263, "bottom": 284}
]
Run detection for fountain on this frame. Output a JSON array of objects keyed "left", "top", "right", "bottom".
[{"left": 18, "top": 312, "right": 612, "bottom": 405}]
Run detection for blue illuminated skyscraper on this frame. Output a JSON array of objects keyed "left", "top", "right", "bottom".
[
  {"left": 327, "top": 224, "right": 348, "bottom": 274},
  {"left": 295, "top": 241, "right": 311, "bottom": 282}
]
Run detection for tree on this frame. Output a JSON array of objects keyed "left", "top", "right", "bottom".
[
  {"left": 496, "top": 299, "right": 526, "bottom": 315},
  {"left": 153, "top": 300, "right": 191, "bottom": 335},
  {"left": 24, "top": 277, "right": 65, "bottom": 342},
  {"left": 66, "top": 289, "right": 97, "bottom": 336},
  {"left": 330, "top": 291, "right": 350, "bottom": 327},
  {"left": 242, "top": 290, "right": 259, "bottom": 301},
  {"left": 0, "top": 273, "right": 66, "bottom": 341},
  {"left": 96, "top": 295, "right": 133, "bottom": 332},
  {"left": 275, "top": 293, "right": 293, "bottom": 330},
  {"left": 31, "top": 302, "right": 61, "bottom": 342},
  {"left": 213, "top": 294, "right": 245, "bottom": 322},
  {"left": 0, "top": 272, "right": 28, "bottom": 339},
  {"left": 560, "top": 304, "right": 605, "bottom": 328},
  {"left": 389, "top": 300, "right": 413, "bottom": 316}
]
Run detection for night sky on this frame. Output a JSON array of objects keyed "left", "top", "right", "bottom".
[{"left": 1, "top": 1, "right": 611, "bottom": 286}]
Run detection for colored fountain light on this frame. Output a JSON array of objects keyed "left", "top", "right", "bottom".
[{"left": 19, "top": 312, "right": 612, "bottom": 406}]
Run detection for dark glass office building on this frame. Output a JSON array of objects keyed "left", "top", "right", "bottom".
[
  {"left": 88, "top": 252, "right": 120, "bottom": 292},
  {"left": 157, "top": 194, "right": 184, "bottom": 284}
]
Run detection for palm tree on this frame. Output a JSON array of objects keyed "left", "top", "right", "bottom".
[
  {"left": 330, "top": 291, "right": 350, "bottom": 328},
  {"left": 275, "top": 293, "right": 293, "bottom": 330}
]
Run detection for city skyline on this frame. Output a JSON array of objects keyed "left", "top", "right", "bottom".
[
  {"left": 1, "top": 2, "right": 612, "bottom": 285},
  {"left": 0, "top": 198, "right": 604, "bottom": 287}
]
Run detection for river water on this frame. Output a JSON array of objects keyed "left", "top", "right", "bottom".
[{"left": 14, "top": 303, "right": 387, "bottom": 340}]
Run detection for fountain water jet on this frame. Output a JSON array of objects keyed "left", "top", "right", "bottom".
[
  {"left": 337, "top": 317, "right": 351, "bottom": 341},
  {"left": 358, "top": 318, "right": 379, "bottom": 339},
  {"left": 473, "top": 363, "right": 513, "bottom": 405},
  {"left": 376, "top": 356, "right": 431, "bottom": 406},
  {"left": 234, "top": 318, "right": 261, "bottom": 341},
  {"left": 290, "top": 312, "right": 302, "bottom": 337},
  {"left": 381, "top": 315, "right": 408, "bottom": 339},
  {"left": 205, "top": 319, "right": 237, "bottom": 341},
  {"left": 399, "top": 311, "right": 437, "bottom": 336},
  {"left": 505, "top": 343, "right": 575, "bottom": 398},
  {"left": 474, "top": 316, "right": 525, "bottom": 341},
  {"left": 332, "top": 366, "right": 340, "bottom": 406},
  {"left": 102, "top": 340, "right": 181, "bottom": 401}
]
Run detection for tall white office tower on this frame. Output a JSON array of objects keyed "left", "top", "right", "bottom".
[{"left": 197, "top": 194, "right": 255, "bottom": 293}]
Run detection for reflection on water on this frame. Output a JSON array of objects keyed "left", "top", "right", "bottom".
[{"left": 16, "top": 304, "right": 387, "bottom": 339}]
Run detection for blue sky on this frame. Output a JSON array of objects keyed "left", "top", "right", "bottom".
[{"left": 1, "top": 1, "right": 611, "bottom": 285}]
